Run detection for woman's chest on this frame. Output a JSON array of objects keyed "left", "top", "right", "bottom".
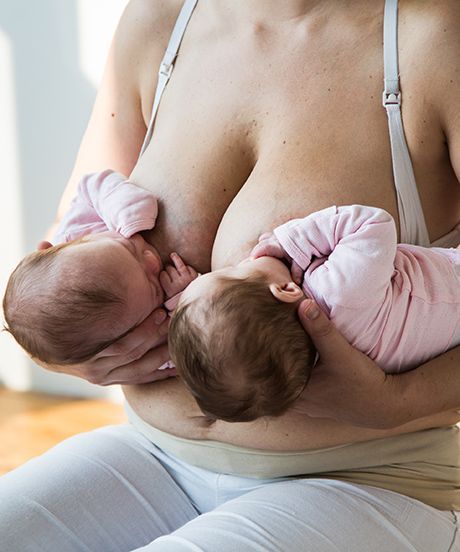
[
  {"left": 132, "top": 107, "right": 395, "bottom": 270},
  {"left": 130, "top": 13, "right": 456, "bottom": 273}
]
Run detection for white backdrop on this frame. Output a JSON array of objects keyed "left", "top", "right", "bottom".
[{"left": 0, "top": 0, "right": 128, "bottom": 397}]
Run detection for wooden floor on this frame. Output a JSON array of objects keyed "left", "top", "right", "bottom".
[{"left": 0, "top": 388, "right": 126, "bottom": 475}]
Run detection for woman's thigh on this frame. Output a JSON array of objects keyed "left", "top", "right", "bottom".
[
  {"left": 0, "top": 425, "right": 198, "bottom": 552},
  {"left": 139, "top": 479, "right": 459, "bottom": 552}
]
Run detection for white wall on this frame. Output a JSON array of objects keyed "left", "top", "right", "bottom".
[{"left": 0, "top": 0, "right": 128, "bottom": 397}]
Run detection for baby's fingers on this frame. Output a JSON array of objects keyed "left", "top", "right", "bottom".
[
  {"left": 258, "top": 232, "right": 273, "bottom": 242},
  {"left": 291, "top": 262, "right": 304, "bottom": 285},
  {"left": 170, "top": 252, "right": 187, "bottom": 273},
  {"left": 251, "top": 241, "right": 283, "bottom": 260},
  {"left": 166, "top": 265, "right": 179, "bottom": 279},
  {"left": 159, "top": 270, "right": 172, "bottom": 287},
  {"left": 170, "top": 252, "right": 198, "bottom": 282},
  {"left": 187, "top": 266, "right": 198, "bottom": 280}
]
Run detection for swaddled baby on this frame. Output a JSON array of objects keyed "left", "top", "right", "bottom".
[{"left": 3, "top": 170, "right": 196, "bottom": 365}]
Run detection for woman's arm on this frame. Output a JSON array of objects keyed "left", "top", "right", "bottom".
[
  {"left": 47, "top": 0, "right": 177, "bottom": 239},
  {"left": 295, "top": 300, "right": 460, "bottom": 429},
  {"left": 292, "top": 21, "right": 460, "bottom": 429}
]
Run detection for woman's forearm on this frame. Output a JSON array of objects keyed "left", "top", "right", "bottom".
[
  {"left": 123, "top": 379, "right": 460, "bottom": 451},
  {"left": 293, "top": 301, "right": 460, "bottom": 429},
  {"left": 393, "top": 344, "right": 460, "bottom": 425}
]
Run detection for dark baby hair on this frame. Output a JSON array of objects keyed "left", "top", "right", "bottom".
[
  {"left": 3, "top": 242, "right": 128, "bottom": 365},
  {"left": 169, "top": 274, "right": 316, "bottom": 422}
]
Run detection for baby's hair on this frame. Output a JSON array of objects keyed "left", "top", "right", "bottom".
[
  {"left": 3, "top": 241, "right": 127, "bottom": 365},
  {"left": 169, "top": 274, "right": 316, "bottom": 423}
]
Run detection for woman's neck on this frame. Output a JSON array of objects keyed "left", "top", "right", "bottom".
[{"left": 209, "top": 0, "right": 331, "bottom": 25}]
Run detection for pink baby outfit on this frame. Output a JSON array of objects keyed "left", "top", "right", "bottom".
[
  {"left": 274, "top": 205, "right": 460, "bottom": 373},
  {"left": 53, "top": 169, "right": 158, "bottom": 243}
]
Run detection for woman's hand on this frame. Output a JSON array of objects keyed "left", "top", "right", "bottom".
[
  {"left": 35, "top": 308, "right": 176, "bottom": 385},
  {"left": 292, "top": 299, "right": 405, "bottom": 429}
]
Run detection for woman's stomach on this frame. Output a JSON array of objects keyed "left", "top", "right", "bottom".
[{"left": 122, "top": 379, "right": 460, "bottom": 451}]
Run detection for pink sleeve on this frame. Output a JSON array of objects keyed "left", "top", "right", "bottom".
[
  {"left": 53, "top": 170, "right": 158, "bottom": 243},
  {"left": 78, "top": 169, "right": 158, "bottom": 238},
  {"left": 274, "top": 205, "right": 398, "bottom": 309},
  {"left": 53, "top": 173, "right": 110, "bottom": 243}
]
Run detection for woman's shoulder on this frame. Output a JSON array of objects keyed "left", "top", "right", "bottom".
[
  {"left": 401, "top": 0, "right": 460, "bottom": 59},
  {"left": 120, "top": 0, "right": 185, "bottom": 43},
  {"left": 112, "top": 0, "right": 186, "bottom": 125},
  {"left": 399, "top": 0, "right": 460, "bottom": 134},
  {"left": 114, "top": 0, "right": 185, "bottom": 67}
]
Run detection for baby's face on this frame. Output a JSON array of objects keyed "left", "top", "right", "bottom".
[
  {"left": 62, "top": 231, "right": 164, "bottom": 331},
  {"left": 179, "top": 256, "right": 293, "bottom": 306}
]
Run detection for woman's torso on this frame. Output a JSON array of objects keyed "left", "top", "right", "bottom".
[{"left": 123, "top": 0, "right": 460, "bottom": 449}]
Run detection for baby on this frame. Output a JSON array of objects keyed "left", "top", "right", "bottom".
[
  {"left": 3, "top": 170, "right": 197, "bottom": 365},
  {"left": 169, "top": 205, "right": 460, "bottom": 423}
]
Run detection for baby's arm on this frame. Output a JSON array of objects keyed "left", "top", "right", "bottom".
[
  {"left": 52, "top": 171, "right": 113, "bottom": 242},
  {"left": 53, "top": 170, "right": 158, "bottom": 243},
  {"left": 160, "top": 253, "right": 198, "bottom": 312},
  {"left": 252, "top": 232, "right": 304, "bottom": 284},
  {"left": 78, "top": 169, "right": 158, "bottom": 237},
  {"left": 273, "top": 205, "right": 398, "bottom": 309}
]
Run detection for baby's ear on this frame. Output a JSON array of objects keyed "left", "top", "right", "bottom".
[
  {"left": 37, "top": 240, "right": 53, "bottom": 251},
  {"left": 269, "top": 282, "right": 303, "bottom": 303}
]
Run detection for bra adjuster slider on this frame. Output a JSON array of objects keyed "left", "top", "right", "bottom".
[
  {"left": 382, "top": 91, "right": 401, "bottom": 107},
  {"left": 160, "top": 61, "right": 173, "bottom": 79}
]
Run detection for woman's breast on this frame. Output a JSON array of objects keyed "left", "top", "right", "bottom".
[
  {"left": 130, "top": 129, "right": 400, "bottom": 274},
  {"left": 128, "top": 30, "right": 403, "bottom": 274},
  {"left": 211, "top": 143, "right": 401, "bottom": 269}
]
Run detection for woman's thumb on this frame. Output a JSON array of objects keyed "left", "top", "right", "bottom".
[{"left": 297, "top": 299, "right": 348, "bottom": 361}]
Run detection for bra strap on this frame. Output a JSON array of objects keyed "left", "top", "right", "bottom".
[
  {"left": 140, "top": 0, "right": 198, "bottom": 155},
  {"left": 383, "top": 0, "right": 430, "bottom": 246}
]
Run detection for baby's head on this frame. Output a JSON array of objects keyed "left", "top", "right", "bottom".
[
  {"left": 3, "top": 232, "right": 163, "bottom": 365},
  {"left": 169, "top": 256, "right": 315, "bottom": 422}
]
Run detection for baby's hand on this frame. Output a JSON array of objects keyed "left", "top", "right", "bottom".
[
  {"left": 251, "top": 232, "right": 304, "bottom": 285},
  {"left": 251, "top": 232, "right": 286, "bottom": 260},
  {"left": 160, "top": 252, "right": 198, "bottom": 298}
]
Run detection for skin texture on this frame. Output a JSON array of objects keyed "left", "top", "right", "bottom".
[
  {"left": 79, "top": 233, "right": 165, "bottom": 323},
  {"left": 46, "top": 0, "right": 460, "bottom": 449}
]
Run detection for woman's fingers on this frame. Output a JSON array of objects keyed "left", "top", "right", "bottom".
[
  {"left": 36, "top": 309, "right": 172, "bottom": 385},
  {"left": 296, "top": 299, "right": 401, "bottom": 428},
  {"left": 98, "top": 311, "right": 168, "bottom": 360},
  {"left": 101, "top": 344, "right": 173, "bottom": 385},
  {"left": 72, "top": 310, "right": 170, "bottom": 385},
  {"left": 297, "top": 299, "right": 352, "bottom": 363}
]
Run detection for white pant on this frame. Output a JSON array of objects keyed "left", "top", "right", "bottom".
[{"left": 0, "top": 424, "right": 458, "bottom": 551}]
